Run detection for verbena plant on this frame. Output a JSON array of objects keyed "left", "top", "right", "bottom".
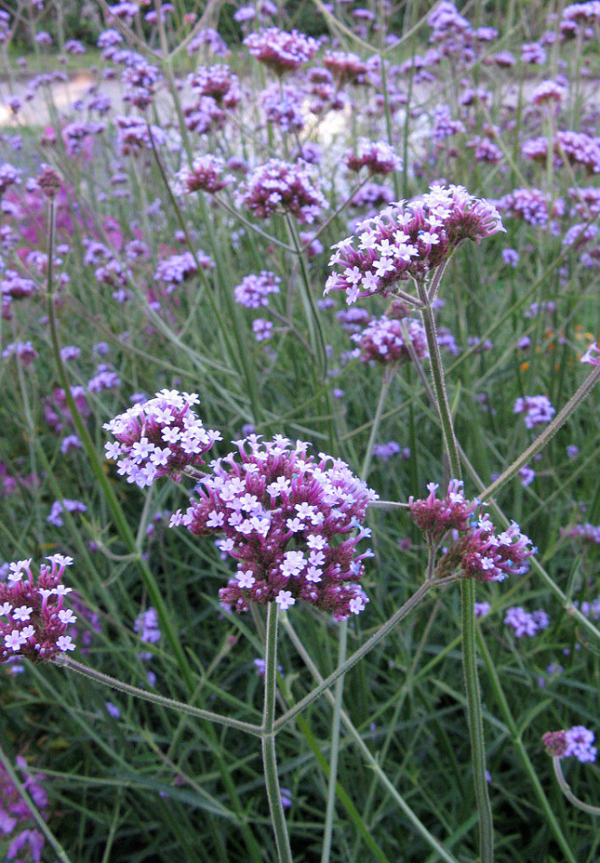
[{"left": 1, "top": 1, "right": 600, "bottom": 861}]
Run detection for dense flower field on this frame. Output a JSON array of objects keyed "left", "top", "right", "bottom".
[{"left": 1, "top": 1, "right": 600, "bottom": 861}]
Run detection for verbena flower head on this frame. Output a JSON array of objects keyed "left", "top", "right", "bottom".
[
  {"left": 351, "top": 315, "right": 428, "bottom": 365},
  {"left": 244, "top": 28, "right": 317, "bottom": 74},
  {"left": 345, "top": 138, "right": 403, "bottom": 175},
  {"left": 325, "top": 184, "right": 504, "bottom": 304},
  {"left": 187, "top": 64, "right": 241, "bottom": 108},
  {"left": 0, "top": 555, "right": 77, "bottom": 663},
  {"left": 104, "top": 390, "right": 222, "bottom": 488},
  {"left": 175, "top": 155, "right": 235, "bottom": 195},
  {"left": 543, "top": 726, "right": 597, "bottom": 762},
  {"left": 409, "top": 479, "right": 479, "bottom": 544},
  {"left": 236, "top": 158, "right": 329, "bottom": 224},
  {"left": 170, "top": 436, "right": 378, "bottom": 619},
  {"left": 410, "top": 480, "right": 536, "bottom": 581}
]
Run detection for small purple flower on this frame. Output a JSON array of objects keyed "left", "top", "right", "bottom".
[
  {"left": 565, "top": 726, "right": 597, "bottom": 762},
  {"left": 352, "top": 315, "right": 428, "bottom": 365},
  {"left": 474, "top": 602, "right": 491, "bottom": 618},
  {"left": 169, "top": 436, "right": 377, "bottom": 620},
  {"left": 234, "top": 272, "right": 281, "bottom": 308},
  {"left": 502, "top": 248, "right": 520, "bottom": 267},
  {"left": 0, "top": 756, "right": 48, "bottom": 862},
  {"left": 504, "top": 605, "right": 550, "bottom": 637},
  {"left": 106, "top": 701, "right": 121, "bottom": 718},
  {"left": 253, "top": 319, "right": 274, "bottom": 342},
  {"left": 513, "top": 395, "right": 555, "bottom": 428},
  {"left": 518, "top": 465, "right": 536, "bottom": 486},
  {"left": 581, "top": 340, "right": 600, "bottom": 367},
  {"left": 175, "top": 155, "right": 235, "bottom": 195}
]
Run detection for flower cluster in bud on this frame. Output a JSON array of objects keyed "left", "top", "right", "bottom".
[
  {"left": 410, "top": 480, "right": 536, "bottom": 581},
  {"left": 175, "top": 155, "right": 235, "bottom": 195},
  {"left": 351, "top": 315, "right": 428, "bottom": 365},
  {"left": 1, "top": 555, "right": 77, "bottom": 663},
  {"left": 543, "top": 727, "right": 597, "bottom": 762},
  {"left": 325, "top": 184, "right": 505, "bottom": 304},
  {"left": 513, "top": 395, "right": 556, "bottom": 428},
  {"left": 244, "top": 28, "right": 317, "bottom": 74},
  {"left": 169, "top": 436, "right": 377, "bottom": 619},
  {"left": 345, "top": 139, "right": 403, "bottom": 175},
  {"left": 234, "top": 271, "right": 281, "bottom": 308},
  {"left": 104, "top": 389, "right": 222, "bottom": 488},
  {"left": 236, "top": 159, "right": 329, "bottom": 224}
]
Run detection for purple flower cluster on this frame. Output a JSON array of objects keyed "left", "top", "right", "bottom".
[
  {"left": 1, "top": 555, "right": 77, "bottom": 663},
  {"left": 104, "top": 390, "right": 222, "bottom": 488},
  {"left": 345, "top": 139, "right": 403, "bottom": 175},
  {"left": 504, "top": 606, "right": 550, "bottom": 637},
  {"left": 175, "top": 155, "right": 235, "bottom": 195},
  {"left": 513, "top": 395, "right": 556, "bottom": 428},
  {"left": 325, "top": 184, "right": 504, "bottom": 305},
  {"left": 154, "top": 251, "right": 213, "bottom": 292},
  {"left": 543, "top": 727, "right": 597, "bottom": 763},
  {"left": 523, "top": 131, "right": 600, "bottom": 174},
  {"left": 262, "top": 83, "right": 305, "bottom": 132},
  {"left": 351, "top": 315, "right": 428, "bottom": 365},
  {"left": 234, "top": 271, "right": 281, "bottom": 308},
  {"left": 236, "top": 159, "right": 329, "bottom": 224},
  {"left": 244, "top": 28, "right": 317, "bottom": 74},
  {"left": 410, "top": 480, "right": 536, "bottom": 581},
  {"left": 410, "top": 480, "right": 479, "bottom": 544},
  {"left": 169, "top": 436, "right": 377, "bottom": 619},
  {"left": 47, "top": 499, "right": 88, "bottom": 527},
  {"left": 372, "top": 441, "right": 410, "bottom": 461},
  {"left": 566, "top": 523, "right": 600, "bottom": 544},
  {"left": 0, "top": 756, "right": 48, "bottom": 862},
  {"left": 322, "top": 50, "right": 368, "bottom": 85},
  {"left": 187, "top": 64, "right": 241, "bottom": 108},
  {"left": 495, "top": 188, "right": 563, "bottom": 229}
]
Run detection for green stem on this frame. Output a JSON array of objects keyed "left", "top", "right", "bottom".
[
  {"left": 361, "top": 371, "right": 395, "bottom": 481},
  {"left": 274, "top": 576, "right": 457, "bottom": 733},
  {"left": 282, "top": 618, "right": 462, "bottom": 863},
  {"left": 476, "top": 633, "right": 578, "bottom": 862},
  {"left": 552, "top": 758, "right": 600, "bottom": 816},
  {"left": 416, "top": 275, "right": 494, "bottom": 863},
  {"left": 56, "top": 655, "right": 263, "bottom": 738},
  {"left": 262, "top": 603, "right": 293, "bottom": 863},
  {"left": 320, "top": 622, "right": 347, "bottom": 863}
]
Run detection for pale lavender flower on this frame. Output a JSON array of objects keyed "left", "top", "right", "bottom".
[
  {"left": 244, "top": 28, "right": 317, "bottom": 74},
  {"left": 504, "top": 606, "right": 549, "bottom": 637},
  {"left": 581, "top": 340, "right": 600, "bottom": 366},
  {"left": 253, "top": 319, "right": 274, "bottom": 342}
]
